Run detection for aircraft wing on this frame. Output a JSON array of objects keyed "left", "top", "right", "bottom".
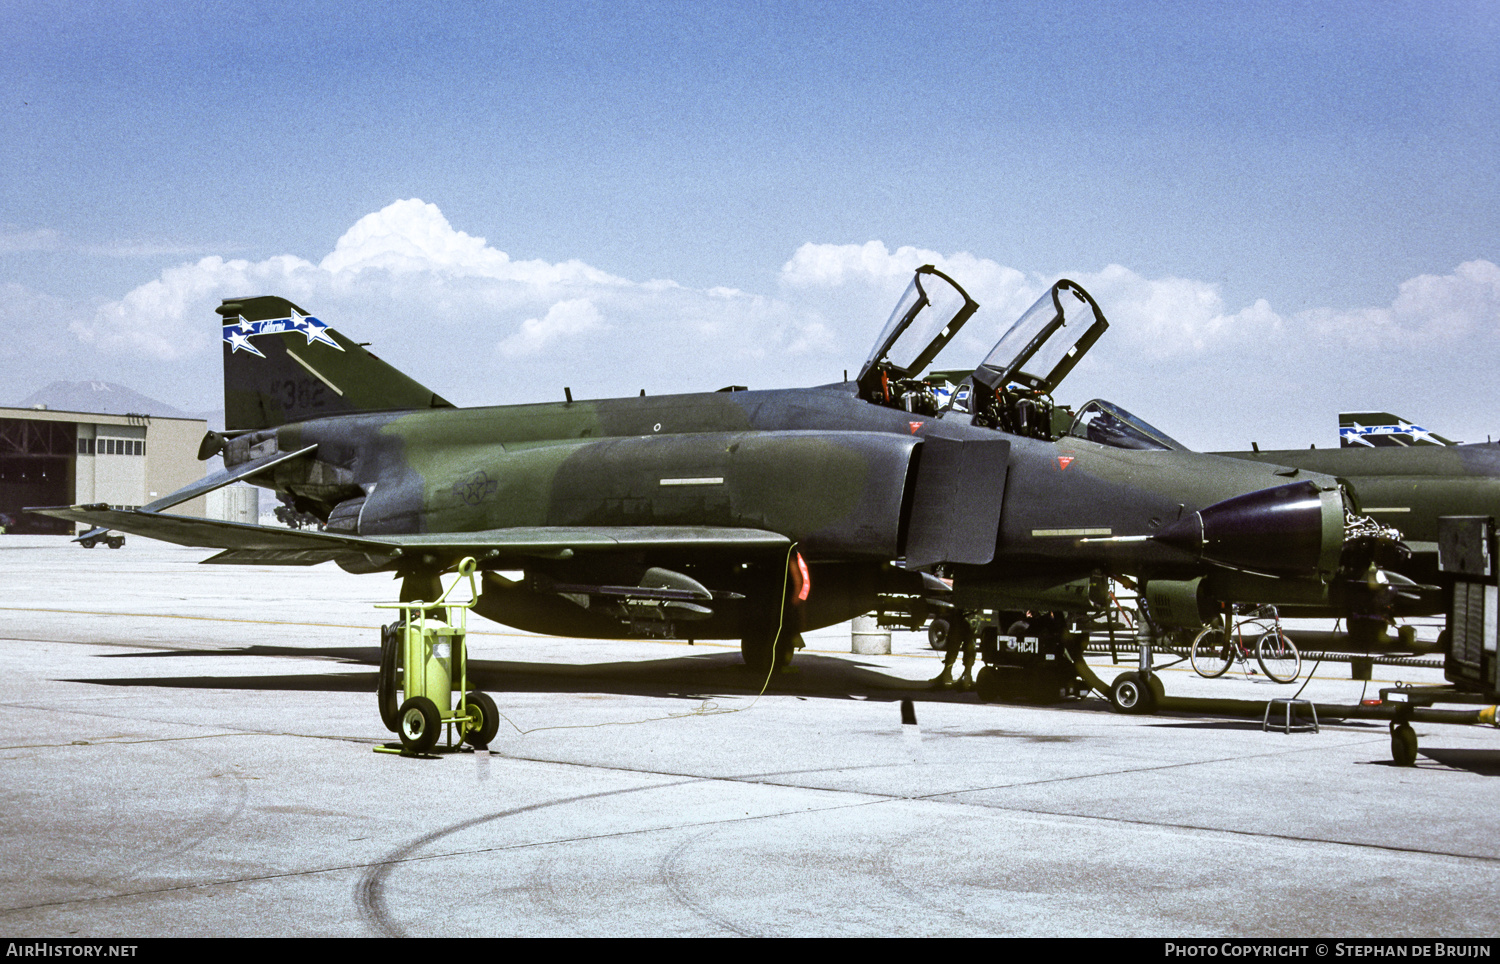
[{"left": 29, "top": 504, "right": 790, "bottom": 568}]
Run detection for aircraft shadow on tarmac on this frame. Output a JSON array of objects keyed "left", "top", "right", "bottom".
[
  {"left": 1409, "top": 748, "right": 1500, "bottom": 776},
  {"left": 1156, "top": 720, "right": 1500, "bottom": 777},
  {"left": 64, "top": 648, "right": 1500, "bottom": 768},
  {"left": 68, "top": 647, "right": 999, "bottom": 706}
]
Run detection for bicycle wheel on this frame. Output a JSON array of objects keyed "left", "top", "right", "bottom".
[
  {"left": 1256, "top": 629, "right": 1301, "bottom": 683},
  {"left": 1190, "top": 626, "right": 1234, "bottom": 678}
]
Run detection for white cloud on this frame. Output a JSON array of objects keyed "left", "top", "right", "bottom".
[
  {"left": 780, "top": 240, "right": 1030, "bottom": 306},
  {"left": 319, "top": 198, "right": 627, "bottom": 288},
  {"left": 70, "top": 200, "right": 854, "bottom": 401},
  {"left": 71, "top": 254, "right": 317, "bottom": 358},
  {"left": 57, "top": 204, "right": 1500, "bottom": 444},
  {"left": 1065, "top": 264, "right": 1285, "bottom": 355},
  {"left": 497, "top": 298, "right": 606, "bottom": 357},
  {"left": 1299, "top": 258, "right": 1500, "bottom": 345}
]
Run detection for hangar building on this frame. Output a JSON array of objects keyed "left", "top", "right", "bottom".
[{"left": 0, "top": 406, "right": 207, "bottom": 535}]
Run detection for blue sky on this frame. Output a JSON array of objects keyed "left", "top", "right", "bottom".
[{"left": 2, "top": 0, "right": 1497, "bottom": 448}]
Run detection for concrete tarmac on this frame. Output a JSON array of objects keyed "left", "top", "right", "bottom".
[{"left": 1, "top": 537, "right": 1497, "bottom": 938}]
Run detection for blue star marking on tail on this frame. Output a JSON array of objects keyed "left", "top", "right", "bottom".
[{"left": 221, "top": 312, "right": 344, "bottom": 356}]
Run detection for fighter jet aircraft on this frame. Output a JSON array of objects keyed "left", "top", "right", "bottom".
[
  {"left": 1216, "top": 413, "right": 1500, "bottom": 622},
  {"left": 30, "top": 268, "right": 1401, "bottom": 705}
]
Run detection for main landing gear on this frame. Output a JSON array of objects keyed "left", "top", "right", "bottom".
[{"left": 375, "top": 558, "right": 501, "bottom": 755}]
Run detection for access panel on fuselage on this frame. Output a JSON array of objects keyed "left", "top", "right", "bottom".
[{"left": 903, "top": 436, "right": 1010, "bottom": 568}]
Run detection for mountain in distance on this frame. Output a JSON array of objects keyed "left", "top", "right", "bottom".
[{"left": 14, "top": 381, "right": 222, "bottom": 428}]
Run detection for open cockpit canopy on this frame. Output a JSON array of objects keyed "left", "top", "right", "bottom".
[
  {"left": 971, "top": 280, "right": 1108, "bottom": 395},
  {"left": 856, "top": 265, "right": 979, "bottom": 401}
]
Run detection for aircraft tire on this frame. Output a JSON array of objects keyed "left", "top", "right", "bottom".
[
  {"left": 398, "top": 696, "right": 441, "bottom": 754},
  {"left": 741, "top": 630, "right": 791, "bottom": 678},
  {"left": 740, "top": 608, "right": 793, "bottom": 677},
  {"left": 1109, "top": 672, "right": 1156, "bottom": 714},
  {"left": 377, "top": 623, "right": 401, "bottom": 732},
  {"left": 1391, "top": 723, "right": 1418, "bottom": 767},
  {"left": 973, "top": 666, "right": 999, "bottom": 703},
  {"left": 462, "top": 691, "right": 500, "bottom": 748}
]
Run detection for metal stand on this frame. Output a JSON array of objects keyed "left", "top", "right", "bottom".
[{"left": 1263, "top": 698, "right": 1319, "bottom": 734}]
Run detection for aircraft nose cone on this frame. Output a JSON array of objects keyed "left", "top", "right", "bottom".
[{"left": 1155, "top": 480, "right": 1332, "bottom": 575}]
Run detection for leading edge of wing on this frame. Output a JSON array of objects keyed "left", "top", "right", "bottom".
[{"left": 26, "top": 504, "right": 790, "bottom": 566}]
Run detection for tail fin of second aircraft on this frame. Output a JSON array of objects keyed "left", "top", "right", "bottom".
[
  {"left": 1339, "top": 412, "right": 1456, "bottom": 448},
  {"left": 218, "top": 296, "right": 454, "bottom": 431}
]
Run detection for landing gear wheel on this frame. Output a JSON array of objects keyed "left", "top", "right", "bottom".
[
  {"left": 377, "top": 622, "right": 401, "bottom": 732},
  {"left": 1391, "top": 722, "right": 1418, "bottom": 767},
  {"left": 740, "top": 632, "right": 774, "bottom": 676},
  {"left": 740, "top": 610, "right": 794, "bottom": 677},
  {"left": 398, "top": 696, "right": 441, "bottom": 754},
  {"left": 461, "top": 691, "right": 500, "bottom": 748},
  {"left": 1190, "top": 627, "right": 1234, "bottom": 678},
  {"left": 928, "top": 618, "right": 950, "bottom": 651},
  {"left": 1110, "top": 672, "right": 1159, "bottom": 714},
  {"left": 973, "top": 666, "right": 999, "bottom": 703}
]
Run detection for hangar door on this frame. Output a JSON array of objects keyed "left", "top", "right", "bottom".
[{"left": 0, "top": 418, "right": 75, "bottom": 534}]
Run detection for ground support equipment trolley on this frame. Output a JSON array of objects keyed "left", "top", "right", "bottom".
[
  {"left": 375, "top": 557, "right": 501, "bottom": 755},
  {"left": 1378, "top": 516, "right": 1500, "bottom": 765}
]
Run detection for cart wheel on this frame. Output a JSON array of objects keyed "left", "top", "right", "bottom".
[
  {"left": 106, "top": 536, "right": 124, "bottom": 549},
  {"left": 398, "top": 697, "right": 441, "bottom": 754},
  {"left": 462, "top": 691, "right": 500, "bottom": 748},
  {"left": 79, "top": 538, "right": 97, "bottom": 548},
  {"left": 377, "top": 623, "right": 401, "bottom": 733},
  {"left": 1391, "top": 723, "right": 1418, "bottom": 767},
  {"left": 928, "top": 618, "right": 950, "bottom": 651}
]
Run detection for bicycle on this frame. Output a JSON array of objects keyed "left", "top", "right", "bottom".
[{"left": 1190, "top": 605, "right": 1302, "bottom": 683}]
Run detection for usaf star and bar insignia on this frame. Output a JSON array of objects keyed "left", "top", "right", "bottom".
[{"left": 222, "top": 310, "right": 344, "bottom": 357}]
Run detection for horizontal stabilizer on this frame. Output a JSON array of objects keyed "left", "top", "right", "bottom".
[
  {"left": 144, "top": 444, "right": 318, "bottom": 512},
  {"left": 71, "top": 443, "right": 318, "bottom": 544},
  {"left": 37, "top": 505, "right": 390, "bottom": 554}
]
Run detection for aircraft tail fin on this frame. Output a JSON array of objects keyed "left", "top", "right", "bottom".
[
  {"left": 218, "top": 296, "right": 454, "bottom": 431},
  {"left": 1339, "top": 412, "right": 1457, "bottom": 448}
]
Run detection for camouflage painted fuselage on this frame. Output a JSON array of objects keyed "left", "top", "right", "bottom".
[
  {"left": 33, "top": 288, "right": 1378, "bottom": 642},
  {"left": 229, "top": 381, "right": 1344, "bottom": 637}
]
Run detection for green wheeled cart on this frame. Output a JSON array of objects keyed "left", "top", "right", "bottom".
[{"left": 375, "top": 558, "right": 500, "bottom": 755}]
